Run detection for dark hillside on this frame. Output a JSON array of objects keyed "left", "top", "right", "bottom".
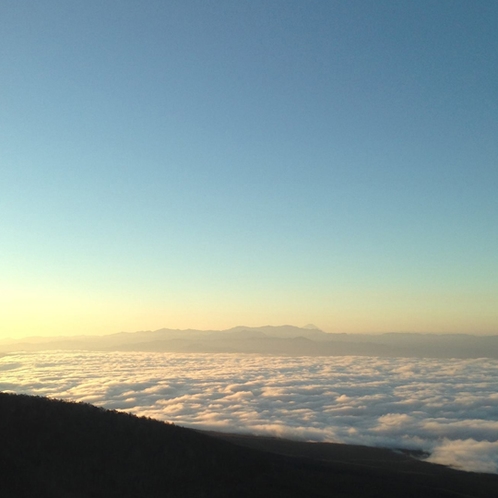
[
  {"left": 0, "top": 393, "right": 276, "bottom": 498},
  {"left": 0, "top": 393, "right": 496, "bottom": 497}
]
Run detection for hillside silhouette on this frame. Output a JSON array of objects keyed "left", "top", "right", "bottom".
[{"left": 1, "top": 393, "right": 497, "bottom": 497}]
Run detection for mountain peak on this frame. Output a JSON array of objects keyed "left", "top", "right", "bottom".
[{"left": 303, "top": 324, "right": 320, "bottom": 330}]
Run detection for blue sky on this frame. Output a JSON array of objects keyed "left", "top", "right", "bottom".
[{"left": 1, "top": 1, "right": 497, "bottom": 337}]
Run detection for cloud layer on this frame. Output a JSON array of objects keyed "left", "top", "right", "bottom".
[{"left": 1, "top": 352, "right": 497, "bottom": 473}]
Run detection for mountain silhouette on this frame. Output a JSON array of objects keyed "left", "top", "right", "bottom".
[
  {"left": 1, "top": 393, "right": 496, "bottom": 497},
  {"left": 2, "top": 326, "right": 497, "bottom": 358}
]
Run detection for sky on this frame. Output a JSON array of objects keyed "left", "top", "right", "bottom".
[
  {"left": 2, "top": 352, "right": 498, "bottom": 473},
  {"left": 1, "top": 1, "right": 497, "bottom": 338}
]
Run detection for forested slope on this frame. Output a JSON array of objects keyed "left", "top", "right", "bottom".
[{"left": 0, "top": 393, "right": 496, "bottom": 497}]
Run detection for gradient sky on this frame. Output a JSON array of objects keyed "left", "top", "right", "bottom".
[{"left": 1, "top": 1, "right": 497, "bottom": 338}]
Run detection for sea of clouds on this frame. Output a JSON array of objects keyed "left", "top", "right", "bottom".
[{"left": 1, "top": 351, "right": 497, "bottom": 473}]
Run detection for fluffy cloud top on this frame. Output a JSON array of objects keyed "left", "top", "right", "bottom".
[{"left": 1, "top": 352, "right": 497, "bottom": 473}]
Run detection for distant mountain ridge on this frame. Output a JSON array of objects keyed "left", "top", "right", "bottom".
[{"left": 1, "top": 325, "right": 497, "bottom": 359}]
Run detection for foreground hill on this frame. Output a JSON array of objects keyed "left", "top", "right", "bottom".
[{"left": 1, "top": 393, "right": 497, "bottom": 497}]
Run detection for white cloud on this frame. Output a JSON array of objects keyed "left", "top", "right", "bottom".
[
  {"left": 1, "top": 351, "right": 497, "bottom": 473},
  {"left": 426, "top": 439, "right": 498, "bottom": 473}
]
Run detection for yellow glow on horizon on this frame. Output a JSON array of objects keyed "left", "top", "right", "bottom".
[{"left": 1, "top": 284, "right": 496, "bottom": 340}]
